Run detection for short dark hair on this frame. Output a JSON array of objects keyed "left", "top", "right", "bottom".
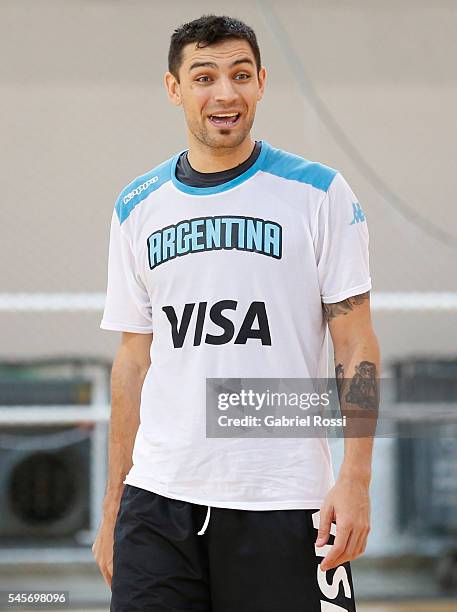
[{"left": 168, "top": 14, "right": 261, "bottom": 81}]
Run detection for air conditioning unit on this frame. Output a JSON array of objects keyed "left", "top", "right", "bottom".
[
  {"left": 394, "top": 358, "right": 457, "bottom": 534},
  {"left": 0, "top": 359, "right": 110, "bottom": 558}
]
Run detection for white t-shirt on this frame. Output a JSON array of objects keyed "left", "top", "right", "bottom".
[{"left": 100, "top": 141, "right": 371, "bottom": 510}]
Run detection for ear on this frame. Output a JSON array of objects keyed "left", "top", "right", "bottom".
[
  {"left": 164, "top": 71, "right": 182, "bottom": 106},
  {"left": 256, "top": 66, "right": 267, "bottom": 102}
]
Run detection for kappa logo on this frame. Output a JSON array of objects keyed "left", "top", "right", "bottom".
[
  {"left": 123, "top": 176, "right": 159, "bottom": 205},
  {"left": 312, "top": 511, "right": 353, "bottom": 611},
  {"left": 350, "top": 202, "right": 365, "bottom": 225}
]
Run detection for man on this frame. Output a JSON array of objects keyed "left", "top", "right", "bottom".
[{"left": 94, "top": 14, "right": 380, "bottom": 612}]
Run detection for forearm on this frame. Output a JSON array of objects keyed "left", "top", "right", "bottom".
[
  {"left": 319, "top": 294, "right": 378, "bottom": 568},
  {"left": 103, "top": 346, "right": 148, "bottom": 515},
  {"left": 334, "top": 330, "right": 380, "bottom": 485}
]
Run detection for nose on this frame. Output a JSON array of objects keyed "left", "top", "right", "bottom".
[{"left": 213, "top": 75, "right": 238, "bottom": 104}]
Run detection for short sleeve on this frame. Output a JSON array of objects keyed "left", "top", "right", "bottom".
[
  {"left": 314, "top": 172, "right": 372, "bottom": 303},
  {"left": 100, "top": 209, "right": 153, "bottom": 333}
]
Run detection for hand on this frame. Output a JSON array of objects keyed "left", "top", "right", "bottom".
[
  {"left": 92, "top": 500, "right": 120, "bottom": 588},
  {"left": 315, "top": 474, "right": 371, "bottom": 572}
]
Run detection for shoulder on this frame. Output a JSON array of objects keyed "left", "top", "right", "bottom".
[
  {"left": 114, "top": 155, "right": 176, "bottom": 225},
  {"left": 261, "top": 142, "right": 338, "bottom": 194}
]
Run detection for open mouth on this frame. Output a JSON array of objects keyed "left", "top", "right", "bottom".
[{"left": 208, "top": 113, "right": 241, "bottom": 128}]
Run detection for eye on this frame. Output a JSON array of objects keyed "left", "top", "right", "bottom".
[
  {"left": 235, "top": 73, "right": 250, "bottom": 80},
  {"left": 195, "top": 75, "right": 211, "bottom": 83}
]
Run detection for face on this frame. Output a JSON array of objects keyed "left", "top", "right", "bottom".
[{"left": 165, "top": 38, "right": 266, "bottom": 150}]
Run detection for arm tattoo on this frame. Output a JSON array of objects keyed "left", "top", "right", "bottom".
[
  {"left": 322, "top": 291, "right": 370, "bottom": 323},
  {"left": 335, "top": 360, "right": 378, "bottom": 410},
  {"left": 335, "top": 362, "right": 345, "bottom": 403}
]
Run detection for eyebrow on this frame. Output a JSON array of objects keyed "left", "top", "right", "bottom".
[{"left": 188, "top": 57, "right": 255, "bottom": 72}]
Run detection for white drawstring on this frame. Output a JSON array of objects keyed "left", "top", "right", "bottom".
[{"left": 197, "top": 506, "right": 211, "bottom": 535}]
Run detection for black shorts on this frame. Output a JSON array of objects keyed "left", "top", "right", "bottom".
[{"left": 111, "top": 485, "right": 357, "bottom": 612}]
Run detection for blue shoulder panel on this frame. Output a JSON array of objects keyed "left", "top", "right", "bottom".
[
  {"left": 261, "top": 143, "right": 338, "bottom": 193},
  {"left": 115, "top": 157, "right": 173, "bottom": 224}
]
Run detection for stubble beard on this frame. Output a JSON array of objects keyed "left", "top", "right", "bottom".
[{"left": 189, "top": 112, "right": 255, "bottom": 151}]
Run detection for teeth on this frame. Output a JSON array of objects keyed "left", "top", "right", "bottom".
[{"left": 212, "top": 113, "right": 238, "bottom": 118}]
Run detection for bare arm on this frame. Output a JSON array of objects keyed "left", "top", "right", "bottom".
[
  {"left": 324, "top": 292, "right": 380, "bottom": 482},
  {"left": 93, "top": 331, "right": 152, "bottom": 586},
  {"left": 317, "top": 292, "right": 381, "bottom": 571},
  {"left": 104, "top": 331, "right": 152, "bottom": 508}
]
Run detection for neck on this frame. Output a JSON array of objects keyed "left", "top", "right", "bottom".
[{"left": 186, "top": 134, "right": 256, "bottom": 173}]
